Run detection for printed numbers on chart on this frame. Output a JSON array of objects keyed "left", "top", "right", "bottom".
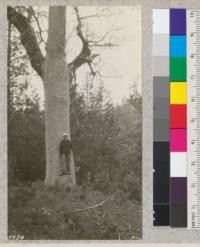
[{"left": 8, "top": 233, "right": 24, "bottom": 240}]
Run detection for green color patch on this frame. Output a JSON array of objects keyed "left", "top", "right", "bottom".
[{"left": 170, "top": 57, "right": 186, "bottom": 82}]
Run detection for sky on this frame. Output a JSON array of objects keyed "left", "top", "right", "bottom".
[{"left": 27, "top": 6, "right": 142, "bottom": 106}]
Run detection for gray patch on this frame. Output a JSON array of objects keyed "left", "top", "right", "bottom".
[
  {"left": 153, "top": 76, "right": 170, "bottom": 98},
  {"left": 153, "top": 97, "right": 169, "bottom": 119},
  {"left": 153, "top": 56, "right": 169, "bottom": 77},
  {"left": 153, "top": 34, "right": 169, "bottom": 56},
  {"left": 154, "top": 118, "right": 169, "bottom": 141}
]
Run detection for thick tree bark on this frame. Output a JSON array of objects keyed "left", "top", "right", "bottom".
[
  {"left": 8, "top": 6, "right": 76, "bottom": 187},
  {"left": 44, "top": 6, "right": 76, "bottom": 186}
]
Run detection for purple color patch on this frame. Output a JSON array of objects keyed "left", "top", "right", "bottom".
[
  {"left": 170, "top": 177, "right": 187, "bottom": 203},
  {"left": 170, "top": 9, "right": 186, "bottom": 35}
]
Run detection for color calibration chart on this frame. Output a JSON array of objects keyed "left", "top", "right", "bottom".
[{"left": 153, "top": 8, "right": 200, "bottom": 229}]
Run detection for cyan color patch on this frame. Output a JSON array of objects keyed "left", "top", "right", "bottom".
[{"left": 170, "top": 36, "right": 186, "bottom": 57}]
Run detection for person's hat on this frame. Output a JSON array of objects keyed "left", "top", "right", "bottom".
[{"left": 63, "top": 133, "right": 68, "bottom": 136}]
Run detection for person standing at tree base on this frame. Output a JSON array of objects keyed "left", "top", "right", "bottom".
[{"left": 59, "top": 133, "right": 72, "bottom": 176}]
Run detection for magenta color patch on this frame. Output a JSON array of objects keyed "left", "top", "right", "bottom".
[{"left": 170, "top": 129, "right": 187, "bottom": 152}]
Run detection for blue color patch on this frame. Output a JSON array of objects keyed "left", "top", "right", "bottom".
[{"left": 170, "top": 36, "right": 186, "bottom": 57}]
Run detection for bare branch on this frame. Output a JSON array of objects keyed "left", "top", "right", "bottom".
[
  {"left": 68, "top": 7, "right": 99, "bottom": 73},
  {"left": 88, "top": 14, "right": 120, "bottom": 45},
  {"left": 73, "top": 195, "right": 114, "bottom": 213},
  {"left": 80, "top": 8, "right": 118, "bottom": 20},
  {"left": 7, "top": 7, "right": 45, "bottom": 79},
  {"left": 31, "top": 9, "right": 46, "bottom": 45},
  {"left": 89, "top": 43, "right": 118, "bottom": 47},
  {"left": 87, "top": 62, "right": 96, "bottom": 77},
  {"left": 80, "top": 14, "right": 100, "bottom": 20},
  {"left": 27, "top": 7, "right": 34, "bottom": 21}
]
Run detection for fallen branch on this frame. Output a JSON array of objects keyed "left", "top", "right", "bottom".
[
  {"left": 73, "top": 195, "right": 113, "bottom": 213},
  {"left": 81, "top": 200, "right": 102, "bottom": 219}
]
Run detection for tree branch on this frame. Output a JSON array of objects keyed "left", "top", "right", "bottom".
[
  {"left": 68, "top": 7, "right": 99, "bottom": 74},
  {"left": 87, "top": 15, "right": 120, "bottom": 46},
  {"left": 73, "top": 195, "right": 114, "bottom": 213},
  {"left": 89, "top": 43, "right": 118, "bottom": 47},
  {"left": 87, "top": 62, "right": 96, "bottom": 77},
  {"left": 7, "top": 7, "right": 45, "bottom": 79},
  {"left": 80, "top": 14, "right": 100, "bottom": 20},
  {"left": 31, "top": 8, "right": 46, "bottom": 45},
  {"left": 27, "top": 7, "right": 34, "bottom": 21}
]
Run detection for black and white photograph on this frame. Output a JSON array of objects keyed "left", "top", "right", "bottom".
[{"left": 7, "top": 5, "right": 142, "bottom": 240}]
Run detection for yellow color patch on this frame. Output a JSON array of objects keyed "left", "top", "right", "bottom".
[{"left": 170, "top": 82, "right": 187, "bottom": 104}]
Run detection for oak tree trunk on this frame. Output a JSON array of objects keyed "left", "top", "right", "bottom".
[
  {"left": 44, "top": 6, "right": 76, "bottom": 186},
  {"left": 7, "top": 6, "right": 87, "bottom": 187}
]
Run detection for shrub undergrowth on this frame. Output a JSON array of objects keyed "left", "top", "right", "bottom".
[{"left": 8, "top": 181, "right": 141, "bottom": 240}]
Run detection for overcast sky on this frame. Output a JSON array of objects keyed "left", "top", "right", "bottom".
[{"left": 29, "top": 6, "right": 141, "bottom": 105}]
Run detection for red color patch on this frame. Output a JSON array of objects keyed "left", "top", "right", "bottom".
[{"left": 170, "top": 104, "right": 186, "bottom": 129}]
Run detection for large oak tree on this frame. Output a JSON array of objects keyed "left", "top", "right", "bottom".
[{"left": 7, "top": 6, "right": 98, "bottom": 186}]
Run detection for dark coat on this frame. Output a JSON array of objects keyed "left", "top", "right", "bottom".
[{"left": 59, "top": 139, "right": 72, "bottom": 156}]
